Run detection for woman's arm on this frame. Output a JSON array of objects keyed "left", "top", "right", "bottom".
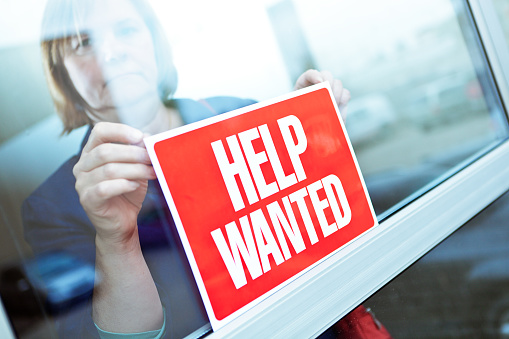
[{"left": 72, "top": 122, "right": 163, "bottom": 333}]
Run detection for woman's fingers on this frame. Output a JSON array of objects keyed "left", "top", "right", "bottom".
[
  {"left": 330, "top": 78, "right": 351, "bottom": 120},
  {"left": 338, "top": 87, "right": 351, "bottom": 119},
  {"left": 320, "top": 70, "right": 334, "bottom": 85},
  {"left": 80, "top": 179, "right": 141, "bottom": 209},
  {"left": 74, "top": 121, "right": 152, "bottom": 178},
  {"left": 93, "top": 162, "right": 156, "bottom": 183},
  {"left": 83, "top": 122, "right": 145, "bottom": 153},
  {"left": 72, "top": 122, "right": 155, "bottom": 243},
  {"left": 77, "top": 143, "right": 152, "bottom": 173},
  {"left": 331, "top": 78, "right": 344, "bottom": 106},
  {"left": 295, "top": 69, "right": 338, "bottom": 89},
  {"left": 295, "top": 69, "right": 351, "bottom": 120},
  {"left": 75, "top": 162, "right": 156, "bottom": 194},
  {"left": 294, "top": 69, "right": 322, "bottom": 89},
  {"left": 73, "top": 122, "right": 156, "bottom": 212}
]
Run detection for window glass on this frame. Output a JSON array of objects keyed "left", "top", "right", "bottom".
[
  {"left": 493, "top": 0, "right": 509, "bottom": 43},
  {"left": 283, "top": 0, "right": 507, "bottom": 217},
  {"left": 0, "top": 0, "right": 507, "bottom": 338},
  {"left": 361, "top": 189, "right": 509, "bottom": 338}
]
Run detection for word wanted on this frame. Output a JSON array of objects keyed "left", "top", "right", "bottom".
[{"left": 210, "top": 115, "right": 351, "bottom": 289}]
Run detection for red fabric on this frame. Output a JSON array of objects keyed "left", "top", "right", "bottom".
[{"left": 332, "top": 306, "right": 392, "bottom": 339}]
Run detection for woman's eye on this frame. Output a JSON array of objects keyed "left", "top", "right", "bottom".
[
  {"left": 79, "top": 37, "right": 91, "bottom": 48},
  {"left": 70, "top": 34, "right": 93, "bottom": 54}
]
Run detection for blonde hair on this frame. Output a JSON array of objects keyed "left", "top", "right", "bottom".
[{"left": 40, "top": 0, "right": 178, "bottom": 134}]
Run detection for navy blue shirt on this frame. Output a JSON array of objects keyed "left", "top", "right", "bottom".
[{"left": 22, "top": 97, "right": 256, "bottom": 338}]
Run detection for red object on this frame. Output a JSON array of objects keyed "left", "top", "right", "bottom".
[
  {"left": 146, "top": 84, "right": 377, "bottom": 329},
  {"left": 333, "top": 306, "right": 393, "bottom": 339}
]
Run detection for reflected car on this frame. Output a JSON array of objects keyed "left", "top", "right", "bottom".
[
  {"left": 404, "top": 74, "right": 485, "bottom": 129},
  {"left": 0, "top": 251, "right": 95, "bottom": 316},
  {"left": 344, "top": 94, "right": 397, "bottom": 145}
]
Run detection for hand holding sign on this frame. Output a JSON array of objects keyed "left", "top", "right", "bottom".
[
  {"left": 73, "top": 122, "right": 156, "bottom": 245},
  {"left": 73, "top": 122, "right": 163, "bottom": 332},
  {"left": 294, "top": 69, "right": 351, "bottom": 119}
]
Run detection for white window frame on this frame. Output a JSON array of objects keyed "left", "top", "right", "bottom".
[
  {"left": 1, "top": 1, "right": 508, "bottom": 338},
  {"left": 0, "top": 302, "right": 14, "bottom": 339}
]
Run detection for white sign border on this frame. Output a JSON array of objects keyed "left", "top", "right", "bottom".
[{"left": 144, "top": 82, "right": 378, "bottom": 330}]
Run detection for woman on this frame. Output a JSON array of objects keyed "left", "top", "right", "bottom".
[{"left": 23, "top": 0, "right": 351, "bottom": 337}]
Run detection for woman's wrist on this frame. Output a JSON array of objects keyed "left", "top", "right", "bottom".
[
  {"left": 95, "top": 225, "right": 141, "bottom": 257},
  {"left": 93, "top": 227, "right": 164, "bottom": 333}
]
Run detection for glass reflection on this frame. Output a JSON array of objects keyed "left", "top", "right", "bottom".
[
  {"left": 493, "top": 0, "right": 509, "bottom": 44},
  {"left": 0, "top": 0, "right": 507, "bottom": 338},
  {"left": 281, "top": 0, "right": 507, "bottom": 216},
  {"left": 364, "top": 190, "right": 509, "bottom": 338}
]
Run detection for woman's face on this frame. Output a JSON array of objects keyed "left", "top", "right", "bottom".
[{"left": 63, "top": 0, "right": 159, "bottom": 124}]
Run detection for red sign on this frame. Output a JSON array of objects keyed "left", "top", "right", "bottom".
[{"left": 145, "top": 83, "right": 377, "bottom": 330}]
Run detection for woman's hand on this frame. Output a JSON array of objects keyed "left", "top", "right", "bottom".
[
  {"left": 294, "top": 69, "right": 351, "bottom": 120},
  {"left": 74, "top": 122, "right": 163, "bottom": 333},
  {"left": 73, "top": 122, "right": 156, "bottom": 250}
]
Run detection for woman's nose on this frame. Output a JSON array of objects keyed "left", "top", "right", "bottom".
[{"left": 98, "top": 34, "right": 127, "bottom": 64}]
